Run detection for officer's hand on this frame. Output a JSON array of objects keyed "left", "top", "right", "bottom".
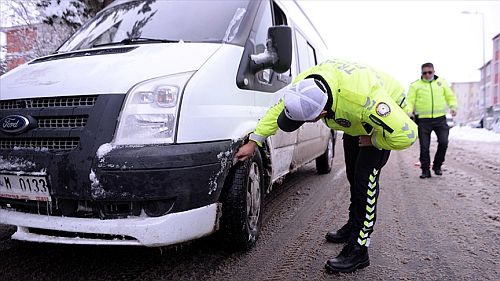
[
  {"left": 451, "top": 109, "right": 457, "bottom": 117},
  {"left": 235, "top": 141, "right": 257, "bottom": 162},
  {"left": 359, "top": 135, "right": 373, "bottom": 147},
  {"left": 308, "top": 110, "right": 328, "bottom": 122}
]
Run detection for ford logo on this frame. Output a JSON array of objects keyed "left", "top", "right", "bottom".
[{"left": 0, "top": 115, "right": 30, "bottom": 134}]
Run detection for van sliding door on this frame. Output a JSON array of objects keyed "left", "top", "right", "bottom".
[{"left": 293, "top": 29, "right": 330, "bottom": 165}]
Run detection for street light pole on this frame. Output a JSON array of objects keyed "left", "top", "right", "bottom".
[{"left": 462, "top": 11, "right": 486, "bottom": 118}]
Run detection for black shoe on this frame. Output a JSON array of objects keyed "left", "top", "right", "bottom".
[
  {"left": 325, "top": 223, "right": 352, "bottom": 243},
  {"left": 420, "top": 170, "right": 431, "bottom": 179},
  {"left": 325, "top": 243, "right": 370, "bottom": 273},
  {"left": 432, "top": 167, "right": 442, "bottom": 176}
]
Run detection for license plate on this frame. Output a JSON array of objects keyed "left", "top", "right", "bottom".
[{"left": 0, "top": 173, "right": 51, "bottom": 202}]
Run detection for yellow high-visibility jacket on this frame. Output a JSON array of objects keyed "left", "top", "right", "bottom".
[
  {"left": 249, "top": 59, "right": 418, "bottom": 151},
  {"left": 406, "top": 76, "right": 457, "bottom": 118}
]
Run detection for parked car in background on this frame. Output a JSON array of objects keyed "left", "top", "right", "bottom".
[
  {"left": 0, "top": 0, "right": 335, "bottom": 250},
  {"left": 484, "top": 116, "right": 495, "bottom": 130},
  {"left": 492, "top": 117, "right": 500, "bottom": 133},
  {"left": 467, "top": 119, "right": 482, "bottom": 128}
]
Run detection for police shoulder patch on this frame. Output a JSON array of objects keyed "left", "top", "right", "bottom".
[
  {"left": 376, "top": 102, "right": 391, "bottom": 117},
  {"left": 335, "top": 118, "right": 351, "bottom": 127}
]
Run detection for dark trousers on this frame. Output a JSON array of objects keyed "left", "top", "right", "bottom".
[
  {"left": 343, "top": 134, "right": 390, "bottom": 247},
  {"left": 416, "top": 116, "right": 449, "bottom": 171}
]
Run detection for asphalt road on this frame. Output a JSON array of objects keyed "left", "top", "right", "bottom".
[{"left": 1, "top": 137, "right": 499, "bottom": 281}]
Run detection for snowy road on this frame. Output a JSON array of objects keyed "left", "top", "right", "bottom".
[{"left": 0, "top": 133, "right": 499, "bottom": 280}]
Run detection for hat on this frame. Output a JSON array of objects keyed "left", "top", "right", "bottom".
[{"left": 277, "top": 78, "right": 328, "bottom": 132}]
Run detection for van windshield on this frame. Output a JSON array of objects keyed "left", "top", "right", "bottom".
[{"left": 58, "top": 0, "right": 250, "bottom": 52}]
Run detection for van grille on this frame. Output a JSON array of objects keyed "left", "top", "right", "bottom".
[
  {"left": 0, "top": 198, "right": 143, "bottom": 219},
  {"left": 27, "top": 228, "right": 136, "bottom": 241},
  {"left": 37, "top": 116, "right": 88, "bottom": 128},
  {"left": 0, "top": 94, "right": 126, "bottom": 201},
  {"left": 0, "top": 96, "right": 97, "bottom": 110},
  {"left": 0, "top": 138, "right": 80, "bottom": 151}
]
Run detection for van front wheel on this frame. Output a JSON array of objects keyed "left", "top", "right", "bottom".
[{"left": 220, "top": 149, "right": 264, "bottom": 251}]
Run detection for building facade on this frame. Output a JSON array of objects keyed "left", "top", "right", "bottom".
[
  {"left": 3, "top": 25, "right": 38, "bottom": 71},
  {"left": 491, "top": 33, "right": 500, "bottom": 117},
  {"left": 451, "top": 82, "right": 480, "bottom": 125},
  {"left": 2, "top": 23, "right": 76, "bottom": 72},
  {"left": 480, "top": 61, "right": 493, "bottom": 109}
]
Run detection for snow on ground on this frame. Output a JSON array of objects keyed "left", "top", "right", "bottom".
[{"left": 448, "top": 126, "right": 500, "bottom": 143}]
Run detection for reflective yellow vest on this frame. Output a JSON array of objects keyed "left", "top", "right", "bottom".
[
  {"left": 250, "top": 59, "right": 418, "bottom": 151},
  {"left": 406, "top": 76, "right": 457, "bottom": 118}
]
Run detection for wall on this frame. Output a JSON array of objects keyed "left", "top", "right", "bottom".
[
  {"left": 451, "top": 81, "right": 480, "bottom": 125},
  {"left": 4, "top": 25, "right": 37, "bottom": 70}
]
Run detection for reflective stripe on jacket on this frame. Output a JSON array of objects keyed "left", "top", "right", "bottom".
[
  {"left": 406, "top": 76, "right": 457, "bottom": 119},
  {"left": 250, "top": 59, "right": 418, "bottom": 151}
]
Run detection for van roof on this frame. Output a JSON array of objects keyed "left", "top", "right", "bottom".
[
  {"left": 275, "top": 0, "right": 328, "bottom": 54},
  {"left": 278, "top": 0, "right": 328, "bottom": 49}
]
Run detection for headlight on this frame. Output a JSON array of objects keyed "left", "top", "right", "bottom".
[{"left": 113, "top": 71, "right": 195, "bottom": 145}]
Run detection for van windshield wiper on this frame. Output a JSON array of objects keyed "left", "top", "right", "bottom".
[{"left": 92, "top": 37, "right": 179, "bottom": 48}]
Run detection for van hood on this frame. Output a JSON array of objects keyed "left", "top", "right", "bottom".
[{"left": 0, "top": 43, "right": 221, "bottom": 100}]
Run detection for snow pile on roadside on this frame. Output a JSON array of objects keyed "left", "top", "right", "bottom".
[{"left": 449, "top": 126, "right": 500, "bottom": 143}]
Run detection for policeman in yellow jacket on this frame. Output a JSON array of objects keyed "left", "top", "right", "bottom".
[
  {"left": 406, "top": 62, "right": 457, "bottom": 178},
  {"left": 235, "top": 59, "right": 418, "bottom": 273}
]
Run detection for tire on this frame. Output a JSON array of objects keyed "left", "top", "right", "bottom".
[
  {"left": 219, "top": 149, "right": 264, "bottom": 251},
  {"left": 0, "top": 225, "right": 15, "bottom": 241},
  {"left": 316, "top": 131, "right": 335, "bottom": 174}
]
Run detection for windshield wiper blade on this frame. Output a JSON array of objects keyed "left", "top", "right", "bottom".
[{"left": 92, "top": 37, "right": 179, "bottom": 48}]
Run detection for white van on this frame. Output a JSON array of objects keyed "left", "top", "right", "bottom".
[{"left": 0, "top": 0, "right": 335, "bottom": 249}]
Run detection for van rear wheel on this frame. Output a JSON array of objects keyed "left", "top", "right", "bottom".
[
  {"left": 220, "top": 149, "right": 264, "bottom": 251},
  {"left": 316, "top": 132, "right": 335, "bottom": 174}
]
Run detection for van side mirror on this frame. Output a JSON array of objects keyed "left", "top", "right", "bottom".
[{"left": 250, "top": 26, "right": 292, "bottom": 73}]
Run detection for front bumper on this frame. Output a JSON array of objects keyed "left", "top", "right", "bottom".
[
  {"left": 1, "top": 140, "right": 239, "bottom": 219},
  {"left": 0, "top": 203, "right": 220, "bottom": 247},
  {"left": 94, "top": 140, "right": 239, "bottom": 212}
]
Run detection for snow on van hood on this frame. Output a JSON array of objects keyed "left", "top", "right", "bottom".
[{"left": 0, "top": 43, "right": 221, "bottom": 100}]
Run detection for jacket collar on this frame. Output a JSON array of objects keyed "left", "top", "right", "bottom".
[
  {"left": 420, "top": 74, "right": 439, "bottom": 82},
  {"left": 305, "top": 74, "right": 335, "bottom": 118}
]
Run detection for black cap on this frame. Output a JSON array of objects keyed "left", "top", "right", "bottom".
[{"left": 277, "top": 110, "right": 305, "bottom": 132}]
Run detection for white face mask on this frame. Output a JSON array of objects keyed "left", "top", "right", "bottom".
[{"left": 425, "top": 76, "right": 434, "bottom": 82}]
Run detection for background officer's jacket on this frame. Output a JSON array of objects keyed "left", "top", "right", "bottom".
[
  {"left": 406, "top": 76, "right": 457, "bottom": 119},
  {"left": 250, "top": 59, "right": 418, "bottom": 151}
]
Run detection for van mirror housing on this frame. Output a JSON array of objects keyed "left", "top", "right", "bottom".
[{"left": 250, "top": 26, "right": 292, "bottom": 73}]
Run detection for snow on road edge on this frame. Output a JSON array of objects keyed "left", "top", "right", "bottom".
[{"left": 449, "top": 126, "right": 500, "bottom": 143}]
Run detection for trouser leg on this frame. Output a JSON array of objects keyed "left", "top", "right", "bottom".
[
  {"left": 417, "top": 120, "right": 432, "bottom": 170},
  {"left": 343, "top": 134, "right": 360, "bottom": 225},
  {"left": 351, "top": 146, "right": 390, "bottom": 247},
  {"left": 433, "top": 118, "right": 449, "bottom": 169}
]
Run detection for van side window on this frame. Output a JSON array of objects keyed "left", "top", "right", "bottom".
[
  {"left": 296, "top": 31, "right": 317, "bottom": 72},
  {"left": 272, "top": 2, "right": 295, "bottom": 79},
  {"left": 253, "top": 2, "right": 273, "bottom": 68},
  {"left": 235, "top": 1, "right": 291, "bottom": 92},
  {"left": 287, "top": 23, "right": 298, "bottom": 78},
  {"left": 272, "top": 2, "right": 287, "bottom": 25},
  {"left": 252, "top": 3, "right": 273, "bottom": 85}
]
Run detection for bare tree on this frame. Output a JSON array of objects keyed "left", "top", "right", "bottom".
[
  {"left": 2, "top": 0, "right": 70, "bottom": 69},
  {"left": 0, "top": 58, "right": 7, "bottom": 75},
  {"left": 38, "top": 0, "right": 114, "bottom": 29},
  {"left": 1, "top": 0, "right": 114, "bottom": 72}
]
